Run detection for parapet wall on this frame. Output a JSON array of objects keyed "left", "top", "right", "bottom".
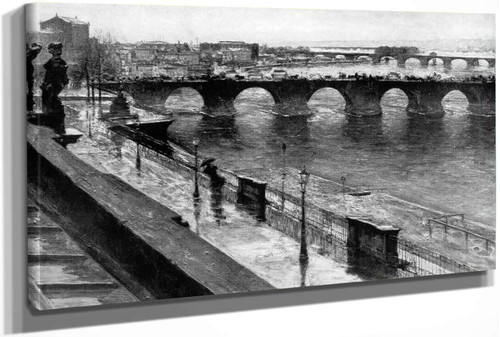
[{"left": 27, "top": 124, "right": 273, "bottom": 300}]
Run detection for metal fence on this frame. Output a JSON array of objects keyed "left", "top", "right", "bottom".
[
  {"left": 427, "top": 215, "right": 495, "bottom": 257},
  {"left": 395, "top": 235, "right": 475, "bottom": 276},
  {"left": 266, "top": 185, "right": 479, "bottom": 276},
  {"left": 114, "top": 125, "right": 482, "bottom": 277}
]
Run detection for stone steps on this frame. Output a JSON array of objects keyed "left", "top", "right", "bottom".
[{"left": 27, "top": 202, "right": 138, "bottom": 310}]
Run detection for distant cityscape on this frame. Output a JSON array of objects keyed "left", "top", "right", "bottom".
[{"left": 27, "top": 13, "right": 496, "bottom": 84}]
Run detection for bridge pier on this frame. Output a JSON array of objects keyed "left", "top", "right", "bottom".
[
  {"left": 420, "top": 58, "right": 430, "bottom": 68},
  {"left": 201, "top": 96, "right": 237, "bottom": 116},
  {"left": 443, "top": 58, "right": 453, "bottom": 69},
  {"left": 199, "top": 85, "right": 238, "bottom": 116},
  {"left": 466, "top": 59, "right": 478, "bottom": 68},
  {"left": 462, "top": 86, "right": 496, "bottom": 115},
  {"left": 406, "top": 89, "right": 445, "bottom": 118},
  {"left": 272, "top": 82, "right": 312, "bottom": 116},
  {"left": 273, "top": 97, "right": 310, "bottom": 116},
  {"left": 342, "top": 82, "right": 382, "bottom": 117}
]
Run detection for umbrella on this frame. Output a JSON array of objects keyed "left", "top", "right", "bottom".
[{"left": 201, "top": 158, "right": 216, "bottom": 167}]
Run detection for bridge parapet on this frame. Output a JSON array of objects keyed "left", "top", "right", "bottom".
[
  {"left": 372, "top": 53, "right": 495, "bottom": 69},
  {"left": 98, "top": 79, "right": 495, "bottom": 118}
]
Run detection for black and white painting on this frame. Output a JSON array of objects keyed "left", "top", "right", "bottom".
[{"left": 26, "top": 3, "right": 495, "bottom": 310}]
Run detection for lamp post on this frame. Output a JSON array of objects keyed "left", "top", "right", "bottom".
[
  {"left": 299, "top": 166, "right": 310, "bottom": 263},
  {"left": 91, "top": 77, "right": 95, "bottom": 103},
  {"left": 193, "top": 137, "right": 200, "bottom": 199}
]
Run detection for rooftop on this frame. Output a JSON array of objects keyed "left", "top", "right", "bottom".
[{"left": 42, "top": 14, "right": 89, "bottom": 26}]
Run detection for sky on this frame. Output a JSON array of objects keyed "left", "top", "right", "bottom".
[{"left": 26, "top": 3, "right": 495, "bottom": 45}]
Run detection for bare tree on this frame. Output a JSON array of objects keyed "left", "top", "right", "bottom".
[{"left": 81, "top": 30, "right": 121, "bottom": 99}]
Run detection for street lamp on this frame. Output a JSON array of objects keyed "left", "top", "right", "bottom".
[
  {"left": 193, "top": 137, "right": 200, "bottom": 199},
  {"left": 91, "top": 77, "right": 96, "bottom": 103},
  {"left": 299, "top": 166, "right": 310, "bottom": 263}
]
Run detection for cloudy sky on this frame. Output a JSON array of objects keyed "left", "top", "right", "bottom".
[{"left": 26, "top": 3, "right": 495, "bottom": 45}]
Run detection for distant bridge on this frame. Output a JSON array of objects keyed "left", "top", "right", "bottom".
[
  {"left": 312, "top": 51, "right": 496, "bottom": 69},
  {"left": 98, "top": 78, "right": 495, "bottom": 117}
]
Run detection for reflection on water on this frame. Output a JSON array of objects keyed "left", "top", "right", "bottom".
[
  {"left": 197, "top": 115, "right": 239, "bottom": 141},
  {"left": 300, "top": 258, "right": 308, "bottom": 287},
  {"left": 61, "top": 62, "right": 495, "bottom": 284},
  {"left": 165, "top": 85, "right": 494, "bottom": 226}
]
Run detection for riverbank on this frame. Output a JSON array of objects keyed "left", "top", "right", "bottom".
[
  {"left": 160, "top": 130, "right": 494, "bottom": 271},
  {"left": 60, "top": 97, "right": 494, "bottom": 273}
]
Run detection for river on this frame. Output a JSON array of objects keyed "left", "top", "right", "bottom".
[
  {"left": 160, "top": 73, "right": 495, "bottom": 227},
  {"left": 55, "top": 60, "right": 494, "bottom": 286}
]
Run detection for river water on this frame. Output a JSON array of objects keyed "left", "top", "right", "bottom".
[
  {"left": 56, "top": 61, "right": 494, "bottom": 287},
  {"left": 160, "top": 64, "right": 495, "bottom": 227}
]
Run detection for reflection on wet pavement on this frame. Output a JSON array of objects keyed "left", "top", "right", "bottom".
[{"left": 64, "top": 101, "right": 367, "bottom": 288}]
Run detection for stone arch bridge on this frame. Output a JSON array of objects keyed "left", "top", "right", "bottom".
[
  {"left": 316, "top": 52, "right": 496, "bottom": 69},
  {"left": 98, "top": 79, "right": 495, "bottom": 117}
]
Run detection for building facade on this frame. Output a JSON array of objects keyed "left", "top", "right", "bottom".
[
  {"left": 39, "top": 14, "right": 90, "bottom": 49},
  {"left": 27, "top": 14, "right": 91, "bottom": 87}
]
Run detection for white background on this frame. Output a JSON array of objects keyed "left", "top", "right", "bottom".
[{"left": 1, "top": 0, "right": 499, "bottom": 336}]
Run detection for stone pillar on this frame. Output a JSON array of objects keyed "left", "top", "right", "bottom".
[
  {"left": 396, "top": 56, "right": 405, "bottom": 68},
  {"left": 199, "top": 83, "right": 238, "bottom": 116},
  {"left": 443, "top": 58, "right": 453, "bottom": 69},
  {"left": 406, "top": 87, "right": 445, "bottom": 118},
  {"left": 462, "top": 84, "right": 496, "bottom": 115},
  {"left": 466, "top": 59, "right": 478, "bottom": 68},
  {"left": 236, "top": 176, "right": 267, "bottom": 221},
  {"left": 342, "top": 81, "right": 382, "bottom": 117},
  {"left": 346, "top": 217, "right": 400, "bottom": 270},
  {"left": 125, "top": 83, "right": 172, "bottom": 110},
  {"left": 201, "top": 96, "right": 237, "bottom": 116},
  {"left": 270, "top": 80, "right": 312, "bottom": 116},
  {"left": 273, "top": 95, "right": 310, "bottom": 116}
]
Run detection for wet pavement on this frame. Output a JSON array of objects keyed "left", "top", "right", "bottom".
[{"left": 62, "top": 102, "right": 370, "bottom": 288}]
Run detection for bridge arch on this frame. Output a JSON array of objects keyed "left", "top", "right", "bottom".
[
  {"left": 164, "top": 87, "right": 204, "bottom": 113},
  {"left": 234, "top": 87, "right": 276, "bottom": 113},
  {"left": 378, "top": 56, "right": 398, "bottom": 66},
  {"left": 477, "top": 59, "right": 490, "bottom": 67},
  {"left": 428, "top": 58, "right": 444, "bottom": 67},
  {"left": 357, "top": 55, "right": 373, "bottom": 62},
  {"left": 380, "top": 88, "right": 410, "bottom": 114},
  {"left": 307, "top": 87, "right": 346, "bottom": 114},
  {"left": 451, "top": 59, "right": 468, "bottom": 69},
  {"left": 441, "top": 89, "right": 469, "bottom": 114},
  {"left": 404, "top": 57, "right": 422, "bottom": 68}
]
